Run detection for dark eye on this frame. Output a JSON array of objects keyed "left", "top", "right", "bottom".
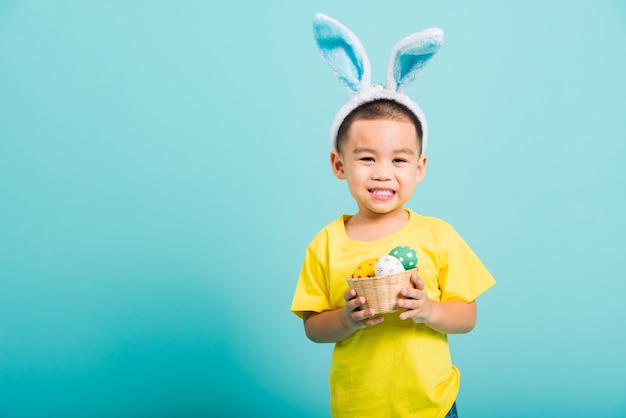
[
  {"left": 393, "top": 158, "right": 407, "bottom": 163},
  {"left": 360, "top": 157, "right": 374, "bottom": 162}
]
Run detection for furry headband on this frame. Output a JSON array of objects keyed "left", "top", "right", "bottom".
[{"left": 312, "top": 13, "right": 444, "bottom": 154}]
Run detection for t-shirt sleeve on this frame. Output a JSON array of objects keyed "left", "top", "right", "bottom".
[
  {"left": 290, "top": 244, "right": 333, "bottom": 318},
  {"left": 437, "top": 225, "right": 495, "bottom": 303}
]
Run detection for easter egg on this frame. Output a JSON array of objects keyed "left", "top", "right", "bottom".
[
  {"left": 389, "top": 245, "right": 418, "bottom": 270},
  {"left": 352, "top": 258, "right": 377, "bottom": 279},
  {"left": 374, "top": 255, "right": 405, "bottom": 276}
]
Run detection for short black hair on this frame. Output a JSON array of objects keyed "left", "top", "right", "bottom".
[{"left": 335, "top": 99, "right": 423, "bottom": 154}]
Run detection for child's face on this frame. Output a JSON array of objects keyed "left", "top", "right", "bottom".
[{"left": 331, "top": 118, "right": 427, "bottom": 219}]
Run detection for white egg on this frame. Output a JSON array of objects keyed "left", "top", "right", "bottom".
[{"left": 374, "top": 255, "right": 405, "bottom": 276}]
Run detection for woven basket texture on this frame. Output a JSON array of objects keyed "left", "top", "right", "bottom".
[{"left": 346, "top": 268, "right": 417, "bottom": 313}]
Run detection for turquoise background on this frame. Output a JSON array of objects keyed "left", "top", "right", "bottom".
[{"left": 1, "top": 1, "right": 625, "bottom": 417}]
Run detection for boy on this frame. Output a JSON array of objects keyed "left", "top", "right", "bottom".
[{"left": 291, "top": 14, "right": 495, "bottom": 418}]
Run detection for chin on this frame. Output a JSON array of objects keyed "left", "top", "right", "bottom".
[{"left": 365, "top": 206, "right": 404, "bottom": 216}]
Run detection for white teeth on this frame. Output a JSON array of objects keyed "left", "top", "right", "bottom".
[{"left": 371, "top": 189, "right": 393, "bottom": 196}]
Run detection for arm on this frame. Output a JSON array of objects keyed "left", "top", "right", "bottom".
[
  {"left": 397, "top": 274, "right": 477, "bottom": 334},
  {"left": 303, "top": 289, "right": 385, "bottom": 343}
]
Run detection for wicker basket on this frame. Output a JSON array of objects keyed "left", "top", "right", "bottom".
[{"left": 346, "top": 268, "right": 417, "bottom": 314}]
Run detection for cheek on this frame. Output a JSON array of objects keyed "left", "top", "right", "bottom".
[
  {"left": 400, "top": 168, "right": 419, "bottom": 182},
  {"left": 346, "top": 165, "right": 369, "bottom": 180}
]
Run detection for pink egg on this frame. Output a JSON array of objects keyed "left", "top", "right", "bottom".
[{"left": 374, "top": 255, "right": 405, "bottom": 276}]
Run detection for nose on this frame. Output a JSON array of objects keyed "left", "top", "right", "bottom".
[{"left": 372, "top": 161, "right": 393, "bottom": 181}]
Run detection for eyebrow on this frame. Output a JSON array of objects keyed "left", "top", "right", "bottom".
[{"left": 352, "top": 147, "right": 416, "bottom": 155}]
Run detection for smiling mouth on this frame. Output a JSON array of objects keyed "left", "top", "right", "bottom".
[{"left": 369, "top": 188, "right": 395, "bottom": 198}]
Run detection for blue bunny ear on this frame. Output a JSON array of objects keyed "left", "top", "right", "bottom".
[
  {"left": 386, "top": 28, "right": 444, "bottom": 92},
  {"left": 313, "top": 13, "right": 371, "bottom": 94}
]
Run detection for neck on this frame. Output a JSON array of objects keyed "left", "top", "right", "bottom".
[{"left": 345, "top": 209, "right": 409, "bottom": 241}]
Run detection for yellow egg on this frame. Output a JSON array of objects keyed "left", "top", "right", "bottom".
[{"left": 352, "top": 258, "right": 377, "bottom": 279}]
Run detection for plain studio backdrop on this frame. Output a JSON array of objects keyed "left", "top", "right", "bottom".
[{"left": 1, "top": 1, "right": 625, "bottom": 417}]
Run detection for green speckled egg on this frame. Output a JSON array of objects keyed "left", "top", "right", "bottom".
[{"left": 389, "top": 245, "right": 418, "bottom": 270}]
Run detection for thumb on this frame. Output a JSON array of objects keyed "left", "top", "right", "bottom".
[{"left": 411, "top": 274, "right": 425, "bottom": 290}]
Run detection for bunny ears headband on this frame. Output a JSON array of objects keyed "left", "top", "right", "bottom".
[{"left": 313, "top": 13, "right": 444, "bottom": 154}]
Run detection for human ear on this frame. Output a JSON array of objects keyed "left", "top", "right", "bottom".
[
  {"left": 330, "top": 151, "right": 346, "bottom": 179},
  {"left": 415, "top": 155, "right": 428, "bottom": 183}
]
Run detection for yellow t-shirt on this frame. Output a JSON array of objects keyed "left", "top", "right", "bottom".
[{"left": 291, "top": 209, "right": 495, "bottom": 418}]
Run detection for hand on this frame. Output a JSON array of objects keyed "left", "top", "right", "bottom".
[
  {"left": 343, "top": 288, "right": 385, "bottom": 330},
  {"left": 397, "top": 273, "right": 434, "bottom": 323}
]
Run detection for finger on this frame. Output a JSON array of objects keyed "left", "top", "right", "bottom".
[
  {"left": 344, "top": 288, "right": 357, "bottom": 302},
  {"left": 411, "top": 274, "right": 425, "bottom": 290},
  {"left": 347, "top": 295, "right": 367, "bottom": 313},
  {"left": 399, "top": 309, "right": 417, "bottom": 321},
  {"left": 363, "top": 315, "right": 384, "bottom": 327},
  {"left": 400, "top": 285, "right": 419, "bottom": 299},
  {"left": 356, "top": 307, "right": 376, "bottom": 319},
  {"left": 397, "top": 297, "right": 417, "bottom": 309}
]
